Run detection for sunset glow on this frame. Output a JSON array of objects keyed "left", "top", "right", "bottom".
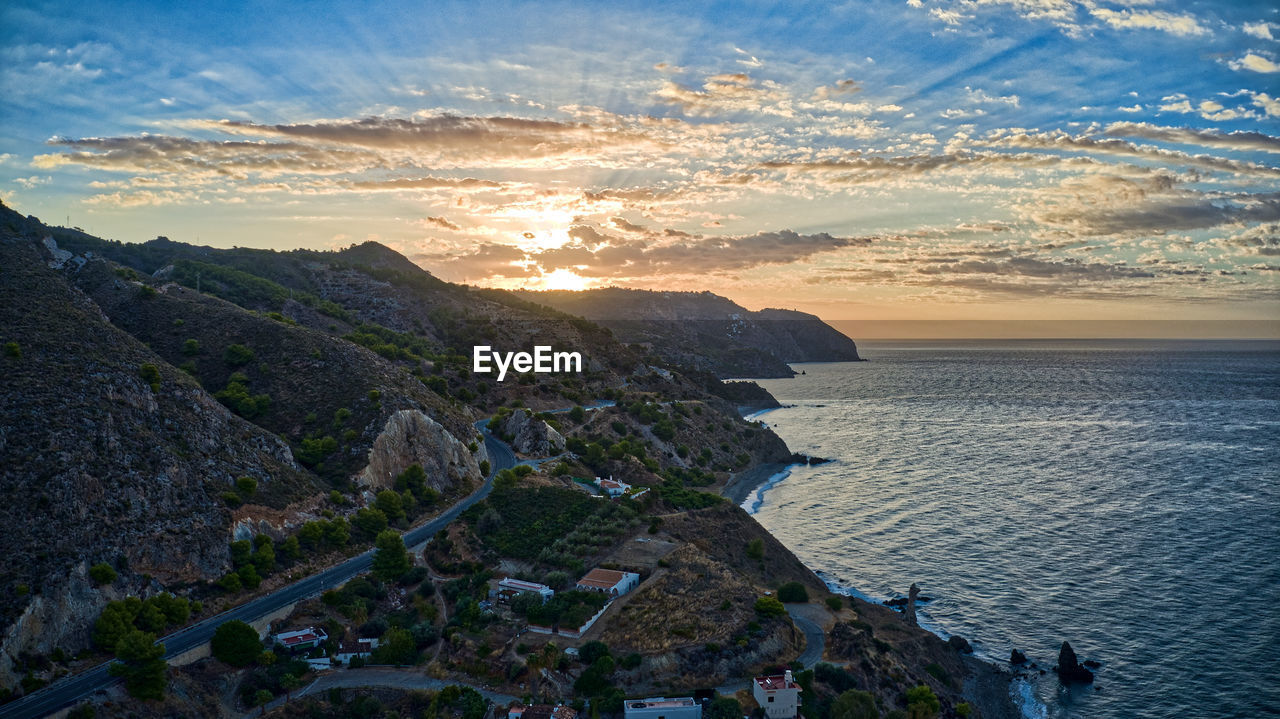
[{"left": 1, "top": 0, "right": 1278, "bottom": 330}]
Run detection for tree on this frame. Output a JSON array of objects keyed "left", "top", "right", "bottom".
[
  {"left": 746, "top": 538, "right": 764, "bottom": 560},
  {"left": 778, "top": 582, "right": 809, "bottom": 603},
  {"left": 280, "top": 672, "right": 301, "bottom": 702},
  {"left": 373, "top": 627, "right": 417, "bottom": 666},
  {"left": 831, "top": 690, "right": 878, "bottom": 719},
  {"left": 108, "top": 630, "right": 166, "bottom": 700},
  {"left": 224, "top": 343, "right": 255, "bottom": 366},
  {"left": 89, "top": 562, "right": 117, "bottom": 585},
  {"left": 252, "top": 688, "right": 274, "bottom": 713},
  {"left": 905, "top": 685, "right": 940, "bottom": 719},
  {"left": 211, "top": 620, "right": 262, "bottom": 667},
  {"left": 705, "top": 696, "right": 742, "bottom": 719},
  {"left": 376, "top": 489, "right": 406, "bottom": 522},
  {"left": 371, "top": 530, "right": 410, "bottom": 582},
  {"left": 236, "top": 476, "right": 258, "bottom": 497},
  {"left": 353, "top": 507, "right": 388, "bottom": 537},
  {"left": 569, "top": 405, "right": 585, "bottom": 422},
  {"left": 578, "top": 640, "right": 610, "bottom": 665}
]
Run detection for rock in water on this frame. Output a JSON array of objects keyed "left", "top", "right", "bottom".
[
  {"left": 1010, "top": 649, "right": 1028, "bottom": 664},
  {"left": 948, "top": 635, "right": 973, "bottom": 653},
  {"left": 1056, "top": 641, "right": 1095, "bottom": 683},
  {"left": 905, "top": 583, "right": 920, "bottom": 626}
]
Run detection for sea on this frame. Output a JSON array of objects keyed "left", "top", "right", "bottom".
[{"left": 742, "top": 340, "right": 1280, "bottom": 719}]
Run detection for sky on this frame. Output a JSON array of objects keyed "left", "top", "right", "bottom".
[{"left": 2, "top": 0, "right": 1279, "bottom": 332}]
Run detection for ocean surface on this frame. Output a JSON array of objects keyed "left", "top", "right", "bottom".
[{"left": 744, "top": 340, "right": 1280, "bottom": 719}]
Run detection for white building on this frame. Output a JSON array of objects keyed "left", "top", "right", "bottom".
[
  {"left": 576, "top": 568, "right": 640, "bottom": 597},
  {"left": 497, "top": 577, "right": 555, "bottom": 603},
  {"left": 596, "top": 476, "right": 630, "bottom": 498},
  {"left": 335, "top": 637, "right": 379, "bottom": 663},
  {"left": 623, "top": 697, "right": 701, "bottom": 719},
  {"left": 753, "top": 671, "right": 802, "bottom": 719},
  {"left": 273, "top": 627, "right": 328, "bottom": 652}
]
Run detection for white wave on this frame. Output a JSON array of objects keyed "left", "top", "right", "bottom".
[
  {"left": 740, "top": 465, "right": 796, "bottom": 514},
  {"left": 1011, "top": 677, "right": 1048, "bottom": 719}
]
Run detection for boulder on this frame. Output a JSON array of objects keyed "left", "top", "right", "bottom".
[
  {"left": 501, "top": 409, "right": 565, "bottom": 456},
  {"left": 1010, "top": 649, "right": 1028, "bottom": 664},
  {"left": 1056, "top": 641, "right": 1095, "bottom": 683},
  {"left": 360, "top": 409, "right": 483, "bottom": 492},
  {"left": 948, "top": 635, "right": 973, "bottom": 654}
]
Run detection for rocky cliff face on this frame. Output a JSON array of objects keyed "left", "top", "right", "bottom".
[
  {"left": 359, "top": 410, "right": 485, "bottom": 492},
  {"left": 500, "top": 409, "right": 565, "bottom": 456},
  {"left": 520, "top": 288, "right": 861, "bottom": 378}
]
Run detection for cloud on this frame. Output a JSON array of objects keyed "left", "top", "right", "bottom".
[
  {"left": 419, "top": 216, "right": 461, "bottom": 231},
  {"left": 812, "top": 79, "right": 861, "bottom": 100},
  {"left": 420, "top": 227, "right": 870, "bottom": 281},
  {"left": 207, "top": 114, "right": 668, "bottom": 167},
  {"left": 350, "top": 176, "right": 504, "bottom": 191},
  {"left": 1243, "top": 22, "right": 1276, "bottom": 40},
  {"left": 1229, "top": 53, "right": 1280, "bottom": 74},
  {"left": 1102, "top": 122, "right": 1280, "bottom": 154},
  {"left": 1087, "top": 6, "right": 1208, "bottom": 37},
  {"left": 35, "top": 135, "right": 385, "bottom": 177},
  {"left": 654, "top": 72, "right": 794, "bottom": 118},
  {"left": 914, "top": 255, "right": 1154, "bottom": 280},
  {"left": 979, "top": 130, "right": 1280, "bottom": 178}
]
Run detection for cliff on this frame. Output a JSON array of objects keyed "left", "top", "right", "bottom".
[{"left": 519, "top": 288, "right": 861, "bottom": 378}]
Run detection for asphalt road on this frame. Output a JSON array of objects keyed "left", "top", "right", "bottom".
[{"left": 0, "top": 422, "right": 518, "bottom": 719}]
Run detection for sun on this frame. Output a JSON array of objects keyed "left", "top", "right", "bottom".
[{"left": 539, "top": 268, "right": 591, "bottom": 291}]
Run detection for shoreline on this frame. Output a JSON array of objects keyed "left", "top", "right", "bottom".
[{"left": 731, "top": 406, "right": 1027, "bottom": 719}]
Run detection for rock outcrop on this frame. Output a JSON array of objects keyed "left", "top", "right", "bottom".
[
  {"left": 1010, "top": 648, "right": 1028, "bottom": 664},
  {"left": 360, "top": 409, "right": 484, "bottom": 492},
  {"left": 1056, "top": 641, "right": 1095, "bottom": 683},
  {"left": 905, "top": 583, "right": 921, "bottom": 626},
  {"left": 500, "top": 409, "right": 565, "bottom": 456}
]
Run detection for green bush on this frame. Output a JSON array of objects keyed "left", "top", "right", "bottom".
[
  {"left": 3, "top": 341, "right": 21, "bottom": 359},
  {"left": 754, "top": 596, "right": 786, "bottom": 618},
  {"left": 223, "top": 344, "right": 255, "bottom": 366},
  {"left": 236, "top": 476, "right": 258, "bottom": 497},
  {"left": 778, "top": 582, "right": 809, "bottom": 603},
  {"left": 138, "top": 363, "right": 161, "bottom": 392},
  {"left": 371, "top": 530, "right": 410, "bottom": 582},
  {"left": 182, "top": 339, "right": 200, "bottom": 355},
  {"left": 905, "top": 685, "right": 940, "bottom": 719},
  {"left": 826, "top": 596, "right": 844, "bottom": 611},
  {"left": 830, "top": 689, "right": 877, "bottom": 719},
  {"left": 89, "top": 562, "right": 117, "bottom": 586},
  {"left": 746, "top": 538, "right": 764, "bottom": 560}
]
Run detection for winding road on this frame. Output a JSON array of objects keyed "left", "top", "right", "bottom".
[{"left": 0, "top": 422, "right": 519, "bottom": 719}]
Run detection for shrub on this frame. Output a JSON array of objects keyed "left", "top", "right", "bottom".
[
  {"left": 371, "top": 530, "right": 410, "bottom": 582},
  {"left": 4, "top": 341, "right": 21, "bottom": 359},
  {"left": 778, "top": 582, "right": 809, "bottom": 603},
  {"left": 754, "top": 596, "right": 786, "bottom": 618},
  {"left": 223, "top": 344, "right": 255, "bottom": 366},
  {"left": 235, "top": 476, "right": 258, "bottom": 497},
  {"left": 138, "top": 363, "right": 161, "bottom": 392},
  {"left": 182, "top": 339, "right": 200, "bottom": 355},
  {"left": 826, "top": 596, "right": 844, "bottom": 611},
  {"left": 905, "top": 685, "right": 940, "bottom": 719},
  {"left": 745, "top": 538, "right": 764, "bottom": 560},
  {"left": 89, "top": 562, "right": 117, "bottom": 586},
  {"left": 830, "top": 689, "right": 877, "bottom": 719}
]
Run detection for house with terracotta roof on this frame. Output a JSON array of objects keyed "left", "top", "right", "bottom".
[
  {"left": 273, "top": 627, "right": 328, "bottom": 653},
  {"left": 753, "top": 670, "right": 802, "bottom": 719},
  {"left": 595, "top": 476, "right": 630, "bottom": 497},
  {"left": 335, "top": 636, "right": 379, "bottom": 664},
  {"left": 576, "top": 568, "right": 640, "bottom": 597}
]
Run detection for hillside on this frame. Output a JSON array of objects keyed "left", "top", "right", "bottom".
[{"left": 520, "top": 288, "right": 862, "bottom": 378}]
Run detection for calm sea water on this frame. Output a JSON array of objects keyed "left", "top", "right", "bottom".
[{"left": 746, "top": 340, "right": 1280, "bottom": 719}]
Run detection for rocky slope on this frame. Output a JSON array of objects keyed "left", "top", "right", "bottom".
[
  {"left": 0, "top": 231, "right": 313, "bottom": 689},
  {"left": 521, "top": 288, "right": 862, "bottom": 378}
]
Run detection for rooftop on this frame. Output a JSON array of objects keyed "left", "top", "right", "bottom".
[
  {"left": 627, "top": 698, "right": 697, "bottom": 709},
  {"left": 755, "top": 675, "right": 801, "bottom": 692},
  {"left": 277, "top": 627, "right": 327, "bottom": 646},
  {"left": 577, "top": 568, "right": 630, "bottom": 589}
]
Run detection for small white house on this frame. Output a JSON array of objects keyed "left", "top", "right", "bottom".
[
  {"left": 576, "top": 568, "right": 640, "bottom": 597},
  {"left": 335, "top": 637, "right": 379, "bottom": 663},
  {"left": 753, "top": 671, "right": 802, "bottom": 719},
  {"left": 623, "top": 697, "right": 701, "bottom": 719},
  {"left": 497, "top": 577, "right": 555, "bottom": 603},
  {"left": 273, "top": 627, "right": 328, "bottom": 652},
  {"left": 596, "top": 476, "right": 630, "bottom": 498}
]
